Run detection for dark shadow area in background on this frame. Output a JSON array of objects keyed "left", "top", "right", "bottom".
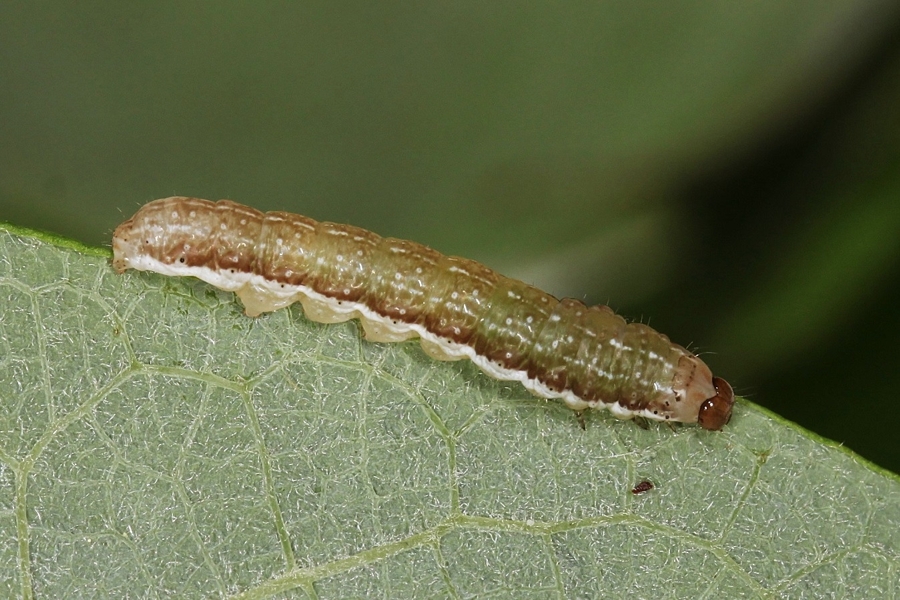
[{"left": 668, "top": 17, "right": 900, "bottom": 474}]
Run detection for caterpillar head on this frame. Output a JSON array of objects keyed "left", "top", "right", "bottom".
[
  {"left": 670, "top": 356, "right": 734, "bottom": 431},
  {"left": 697, "top": 377, "right": 734, "bottom": 431}
]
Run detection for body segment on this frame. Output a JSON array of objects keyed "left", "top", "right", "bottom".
[{"left": 113, "top": 197, "right": 734, "bottom": 429}]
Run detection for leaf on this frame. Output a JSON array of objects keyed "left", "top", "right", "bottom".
[{"left": 1, "top": 225, "right": 898, "bottom": 599}]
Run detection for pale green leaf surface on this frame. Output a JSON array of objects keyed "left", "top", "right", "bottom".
[{"left": 0, "top": 226, "right": 898, "bottom": 599}]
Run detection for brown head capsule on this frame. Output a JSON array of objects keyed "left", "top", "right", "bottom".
[{"left": 697, "top": 377, "right": 734, "bottom": 431}]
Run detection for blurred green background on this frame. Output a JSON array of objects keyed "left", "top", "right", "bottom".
[{"left": 2, "top": 3, "right": 898, "bottom": 474}]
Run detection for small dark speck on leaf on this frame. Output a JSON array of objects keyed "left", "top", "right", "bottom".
[{"left": 631, "top": 480, "right": 654, "bottom": 495}]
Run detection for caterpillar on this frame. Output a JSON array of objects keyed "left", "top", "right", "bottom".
[{"left": 112, "top": 197, "right": 734, "bottom": 430}]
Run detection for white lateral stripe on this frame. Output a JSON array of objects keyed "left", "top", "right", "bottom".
[{"left": 127, "top": 255, "right": 672, "bottom": 422}]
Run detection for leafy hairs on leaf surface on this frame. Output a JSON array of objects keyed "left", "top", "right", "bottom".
[{"left": 0, "top": 225, "right": 898, "bottom": 599}]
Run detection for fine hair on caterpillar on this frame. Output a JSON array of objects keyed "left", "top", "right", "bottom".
[{"left": 113, "top": 197, "right": 735, "bottom": 431}]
